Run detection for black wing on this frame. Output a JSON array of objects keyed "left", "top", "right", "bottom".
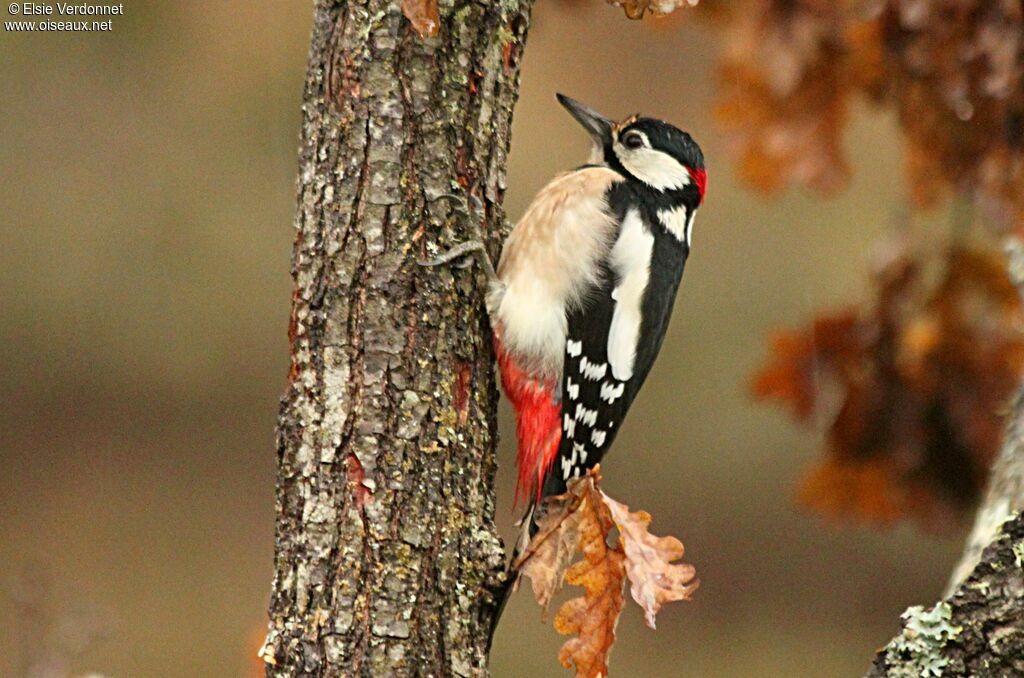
[{"left": 541, "top": 198, "right": 690, "bottom": 500}]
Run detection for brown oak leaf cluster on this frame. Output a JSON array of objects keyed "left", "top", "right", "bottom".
[
  {"left": 608, "top": 0, "right": 700, "bottom": 20},
  {"left": 717, "top": 0, "right": 855, "bottom": 193},
  {"left": 752, "top": 242, "right": 1024, "bottom": 527},
  {"left": 516, "top": 467, "right": 697, "bottom": 677},
  {"left": 716, "top": 0, "right": 1024, "bottom": 227}
]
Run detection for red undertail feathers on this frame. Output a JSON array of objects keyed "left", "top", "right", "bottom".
[{"left": 494, "top": 333, "right": 561, "bottom": 505}]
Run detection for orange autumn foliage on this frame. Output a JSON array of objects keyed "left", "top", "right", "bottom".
[
  {"left": 717, "top": 0, "right": 854, "bottom": 193},
  {"left": 553, "top": 489, "right": 625, "bottom": 677},
  {"left": 752, "top": 242, "right": 1024, "bottom": 527},
  {"left": 715, "top": 0, "right": 1024, "bottom": 230},
  {"left": 517, "top": 468, "right": 697, "bottom": 676}
]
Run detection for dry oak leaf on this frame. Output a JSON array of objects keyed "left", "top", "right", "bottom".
[
  {"left": 515, "top": 490, "right": 587, "bottom": 614},
  {"left": 608, "top": 0, "right": 699, "bottom": 21},
  {"left": 517, "top": 467, "right": 698, "bottom": 676},
  {"left": 553, "top": 483, "right": 625, "bottom": 678},
  {"left": 602, "top": 492, "right": 698, "bottom": 629},
  {"left": 401, "top": 0, "right": 439, "bottom": 38}
]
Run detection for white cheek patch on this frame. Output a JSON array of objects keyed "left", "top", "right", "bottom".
[{"left": 617, "top": 146, "right": 692, "bottom": 191}]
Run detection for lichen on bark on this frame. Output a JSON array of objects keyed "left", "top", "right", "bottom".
[
  {"left": 868, "top": 512, "right": 1024, "bottom": 677},
  {"left": 262, "top": 1, "right": 533, "bottom": 675}
]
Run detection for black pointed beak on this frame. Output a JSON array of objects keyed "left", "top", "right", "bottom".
[{"left": 557, "top": 93, "right": 613, "bottom": 147}]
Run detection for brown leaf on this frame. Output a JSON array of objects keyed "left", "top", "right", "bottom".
[
  {"left": 753, "top": 242, "right": 1024, "bottom": 528},
  {"left": 715, "top": 0, "right": 853, "bottom": 195},
  {"left": 601, "top": 492, "right": 698, "bottom": 629},
  {"left": 516, "top": 467, "right": 699, "bottom": 675},
  {"left": 608, "top": 0, "right": 699, "bottom": 20},
  {"left": 552, "top": 479, "right": 625, "bottom": 678},
  {"left": 515, "top": 491, "right": 587, "bottom": 614},
  {"left": 401, "top": 0, "right": 439, "bottom": 38}
]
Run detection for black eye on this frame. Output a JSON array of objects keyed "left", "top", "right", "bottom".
[{"left": 623, "top": 132, "right": 644, "bottom": 149}]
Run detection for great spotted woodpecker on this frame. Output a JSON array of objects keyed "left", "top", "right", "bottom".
[{"left": 425, "top": 94, "right": 705, "bottom": 529}]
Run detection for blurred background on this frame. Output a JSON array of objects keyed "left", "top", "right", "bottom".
[{"left": 0, "top": 2, "right": 968, "bottom": 676}]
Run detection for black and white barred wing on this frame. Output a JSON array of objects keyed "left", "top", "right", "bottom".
[{"left": 545, "top": 208, "right": 662, "bottom": 496}]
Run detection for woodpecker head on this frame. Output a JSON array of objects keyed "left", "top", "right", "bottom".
[{"left": 557, "top": 93, "right": 706, "bottom": 206}]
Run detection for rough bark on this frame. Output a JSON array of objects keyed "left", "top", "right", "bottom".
[
  {"left": 866, "top": 512, "right": 1024, "bottom": 677},
  {"left": 261, "top": 1, "right": 532, "bottom": 675}
]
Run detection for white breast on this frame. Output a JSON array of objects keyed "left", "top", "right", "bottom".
[{"left": 492, "top": 168, "right": 622, "bottom": 378}]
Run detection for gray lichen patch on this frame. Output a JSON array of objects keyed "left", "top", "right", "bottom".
[
  {"left": 869, "top": 513, "right": 1024, "bottom": 677},
  {"left": 883, "top": 603, "right": 961, "bottom": 677}
]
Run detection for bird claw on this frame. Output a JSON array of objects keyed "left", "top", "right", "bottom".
[
  {"left": 434, "top": 191, "right": 485, "bottom": 219},
  {"left": 417, "top": 240, "right": 487, "bottom": 269},
  {"left": 420, "top": 189, "right": 498, "bottom": 284}
]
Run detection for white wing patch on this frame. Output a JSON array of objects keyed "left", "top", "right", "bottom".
[
  {"left": 590, "top": 429, "right": 607, "bottom": 447},
  {"left": 600, "top": 381, "right": 625, "bottom": 403},
  {"left": 607, "top": 209, "right": 654, "bottom": 381},
  {"left": 574, "top": 442, "right": 588, "bottom": 465},
  {"left": 566, "top": 339, "right": 582, "bottom": 357},
  {"left": 579, "top": 356, "right": 607, "bottom": 381}
]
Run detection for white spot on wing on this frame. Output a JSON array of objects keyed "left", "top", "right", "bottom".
[
  {"left": 564, "top": 414, "right": 576, "bottom": 439},
  {"left": 574, "top": 443, "right": 588, "bottom": 464},
  {"left": 579, "top": 356, "right": 607, "bottom": 381},
  {"left": 562, "top": 456, "right": 572, "bottom": 480},
  {"left": 600, "top": 382, "right": 625, "bottom": 403},
  {"left": 567, "top": 339, "right": 582, "bottom": 357},
  {"left": 607, "top": 209, "right": 654, "bottom": 381},
  {"left": 574, "top": 404, "right": 597, "bottom": 427},
  {"left": 591, "top": 429, "right": 607, "bottom": 447},
  {"left": 567, "top": 377, "right": 579, "bottom": 401}
]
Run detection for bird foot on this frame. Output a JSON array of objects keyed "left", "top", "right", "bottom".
[
  {"left": 433, "top": 191, "right": 485, "bottom": 220},
  {"left": 419, "top": 191, "right": 498, "bottom": 283}
]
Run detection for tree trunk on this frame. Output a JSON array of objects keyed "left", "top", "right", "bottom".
[{"left": 261, "top": 1, "right": 532, "bottom": 675}]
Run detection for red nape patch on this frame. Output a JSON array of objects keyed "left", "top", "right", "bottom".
[
  {"left": 690, "top": 168, "right": 707, "bottom": 204},
  {"left": 494, "top": 334, "right": 561, "bottom": 506}
]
